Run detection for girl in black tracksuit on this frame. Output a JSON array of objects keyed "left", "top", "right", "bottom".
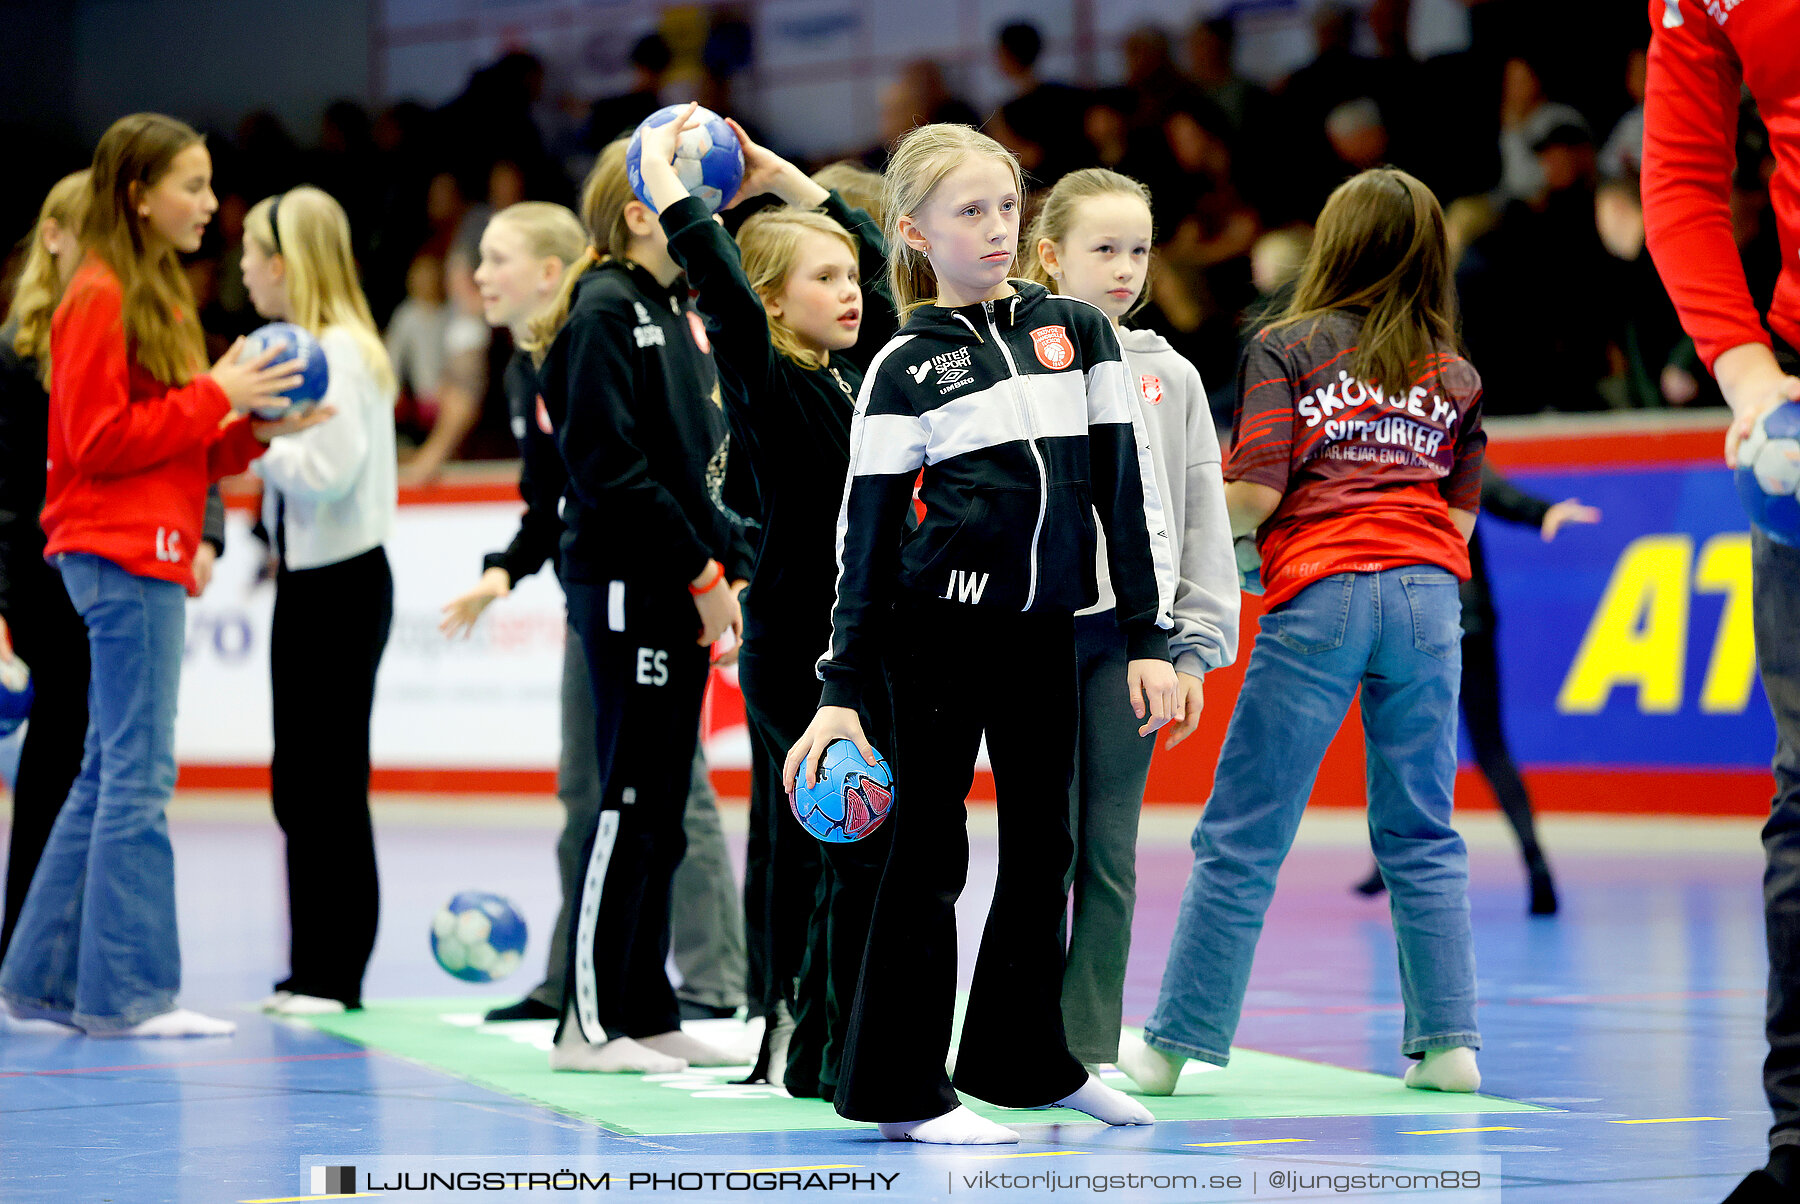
[
  {"left": 644, "top": 109, "right": 897, "bottom": 1099},
  {"left": 786, "top": 124, "right": 1179, "bottom": 1144},
  {"left": 529, "top": 140, "right": 751, "bottom": 1074}
]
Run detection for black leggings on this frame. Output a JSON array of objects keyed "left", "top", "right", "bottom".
[
  {"left": 0, "top": 563, "right": 90, "bottom": 963},
  {"left": 1460, "top": 624, "right": 1545, "bottom": 866},
  {"left": 836, "top": 601, "right": 1088, "bottom": 1121},
  {"left": 271, "top": 547, "right": 394, "bottom": 1007},
  {"left": 738, "top": 632, "right": 890, "bottom": 1098}
]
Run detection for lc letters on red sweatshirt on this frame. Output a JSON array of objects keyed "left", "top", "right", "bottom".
[
  {"left": 41, "top": 259, "right": 265, "bottom": 588},
  {"left": 1227, "top": 312, "right": 1486, "bottom": 609}
]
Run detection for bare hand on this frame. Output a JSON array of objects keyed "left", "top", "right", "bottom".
[
  {"left": 711, "top": 580, "right": 748, "bottom": 666},
  {"left": 0, "top": 613, "right": 13, "bottom": 659},
  {"left": 784, "top": 705, "right": 874, "bottom": 793},
  {"left": 252, "top": 404, "right": 337, "bottom": 444},
  {"left": 440, "top": 566, "right": 511, "bottom": 638},
  {"left": 637, "top": 102, "right": 698, "bottom": 186},
  {"left": 211, "top": 337, "right": 304, "bottom": 415},
  {"left": 188, "top": 541, "right": 218, "bottom": 597},
  {"left": 692, "top": 563, "right": 741, "bottom": 647},
  {"left": 1660, "top": 363, "right": 1700, "bottom": 406},
  {"left": 1541, "top": 499, "right": 1602, "bottom": 541},
  {"left": 1718, "top": 344, "right": 1800, "bottom": 468},
  {"left": 1127, "top": 657, "right": 1180, "bottom": 738},
  {"left": 1163, "top": 671, "right": 1205, "bottom": 749},
  {"left": 723, "top": 118, "right": 821, "bottom": 209}
]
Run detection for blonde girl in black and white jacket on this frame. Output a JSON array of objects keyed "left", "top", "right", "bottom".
[{"left": 784, "top": 124, "right": 1178, "bottom": 1145}]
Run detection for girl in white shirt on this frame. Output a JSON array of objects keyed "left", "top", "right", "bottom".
[{"left": 241, "top": 185, "right": 400, "bottom": 1015}]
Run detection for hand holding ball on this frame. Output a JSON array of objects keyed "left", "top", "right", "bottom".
[
  {"left": 789, "top": 740, "right": 894, "bottom": 843},
  {"left": 1735, "top": 401, "right": 1800, "bottom": 547},
  {"left": 627, "top": 104, "right": 745, "bottom": 214},
  {"left": 238, "top": 323, "right": 329, "bottom": 421}
]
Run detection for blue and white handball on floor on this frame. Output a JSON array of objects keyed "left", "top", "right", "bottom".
[{"left": 430, "top": 891, "right": 528, "bottom": 983}]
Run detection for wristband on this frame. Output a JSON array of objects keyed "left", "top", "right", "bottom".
[{"left": 688, "top": 560, "right": 725, "bottom": 595}]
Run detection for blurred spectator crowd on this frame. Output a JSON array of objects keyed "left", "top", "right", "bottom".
[{"left": 6, "top": 0, "right": 1783, "bottom": 476}]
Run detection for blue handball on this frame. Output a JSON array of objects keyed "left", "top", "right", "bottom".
[
  {"left": 0, "top": 654, "right": 32, "bottom": 739},
  {"left": 1735, "top": 401, "right": 1800, "bottom": 548},
  {"left": 626, "top": 104, "right": 745, "bottom": 214},
  {"left": 790, "top": 740, "right": 894, "bottom": 843},
  {"left": 430, "top": 891, "right": 528, "bottom": 983},
  {"left": 239, "top": 322, "right": 329, "bottom": 421}
]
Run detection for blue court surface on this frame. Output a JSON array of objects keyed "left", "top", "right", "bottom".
[{"left": 0, "top": 797, "right": 1773, "bottom": 1202}]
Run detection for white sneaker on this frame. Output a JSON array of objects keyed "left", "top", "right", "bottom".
[{"left": 258, "top": 992, "right": 294, "bottom": 1012}]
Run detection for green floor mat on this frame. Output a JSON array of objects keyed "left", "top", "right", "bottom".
[{"left": 295, "top": 999, "right": 1547, "bottom": 1137}]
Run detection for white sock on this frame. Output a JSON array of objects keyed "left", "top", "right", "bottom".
[
  {"left": 550, "top": 1023, "right": 687, "bottom": 1073},
  {"left": 877, "top": 1105, "right": 1019, "bottom": 1145},
  {"left": 638, "top": 1029, "right": 746, "bottom": 1067},
  {"left": 1053, "top": 1073, "right": 1155, "bottom": 1125},
  {"left": 89, "top": 1009, "right": 236, "bottom": 1039},
  {"left": 1404, "top": 1047, "right": 1481, "bottom": 1093},
  {"left": 1114, "top": 1032, "right": 1185, "bottom": 1096},
  {"left": 269, "top": 994, "right": 346, "bottom": 1016}
]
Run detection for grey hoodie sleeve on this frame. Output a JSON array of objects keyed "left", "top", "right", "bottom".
[{"left": 1171, "top": 357, "right": 1240, "bottom": 678}]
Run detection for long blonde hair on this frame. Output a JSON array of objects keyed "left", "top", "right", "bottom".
[
  {"left": 7, "top": 170, "right": 91, "bottom": 384},
  {"left": 245, "top": 185, "right": 396, "bottom": 396},
  {"left": 1021, "top": 167, "right": 1156, "bottom": 320},
  {"left": 1273, "top": 168, "right": 1458, "bottom": 395},
  {"left": 489, "top": 201, "right": 587, "bottom": 268},
  {"left": 523, "top": 139, "right": 636, "bottom": 358},
  {"left": 736, "top": 208, "right": 859, "bottom": 371},
  {"left": 882, "top": 124, "right": 1023, "bottom": 316},
  {"left": 84, "top": 113, "right": 210, "bottom": 385}
]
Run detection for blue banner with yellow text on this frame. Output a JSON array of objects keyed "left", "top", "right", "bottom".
[{"left": 1482, "top": 464, "right": 1773, "bottom": 768}]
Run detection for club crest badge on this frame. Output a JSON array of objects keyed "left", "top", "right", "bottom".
[
  {"left": 1141, "top": 374, "right": 1164, "bottom": 405},
  {"left": 1030, "top": 325, "right": 1074, "bottom": 370}
]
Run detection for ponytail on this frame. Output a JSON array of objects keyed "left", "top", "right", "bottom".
[{"left": 523, "top": 140, "right": 634, "bottom": 359}]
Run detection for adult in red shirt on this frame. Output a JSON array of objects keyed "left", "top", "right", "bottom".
[
  {"left": 1642, "top": 3, "right": 1800, "bottom": 1200},
  {"left": 0, "top": 114, "right": 319, "bottom": 1040}
]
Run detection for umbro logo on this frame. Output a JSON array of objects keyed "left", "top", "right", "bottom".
[{"left": 909, "top": 347, "right": 974, "bottom": 386}]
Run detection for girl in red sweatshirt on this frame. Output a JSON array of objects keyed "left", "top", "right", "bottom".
[{"left": 0, "top": 113, "right": 325, "bottom": 1039}]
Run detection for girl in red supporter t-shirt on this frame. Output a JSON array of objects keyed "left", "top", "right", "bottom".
[{"left": 1118, "top": 168, "right": 1489, "bottom": 1098}]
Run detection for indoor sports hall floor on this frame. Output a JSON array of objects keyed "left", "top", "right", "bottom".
[{"left": 0, "top": 794, "right": 1773, "bottom": 1203}]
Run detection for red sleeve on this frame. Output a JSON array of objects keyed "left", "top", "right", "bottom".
[
  {"left": 1224, "top": 331, "right": 1294, "bottom": 492},
  {"left": 1441, "top": 365, "right": 1485, "bottom": 512},
  {"left": 1641, "top": 0, "right": 1769, "bottom": 371},
  {"left": 206, "top": 416, "right": 266, "bottom": 482},
  {"left": 53, "top": 272, "right": 234, "bottom": 477}
]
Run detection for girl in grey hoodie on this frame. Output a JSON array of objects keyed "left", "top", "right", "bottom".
[{"left": 1027, "top": 169, "right": 1241, "bottom": 1069}]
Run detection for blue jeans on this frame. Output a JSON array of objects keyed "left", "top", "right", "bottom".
[
  {"left": 1144, "top": 566, "right": 1479, "bottom": 1065},
  {"left": 0, "top": 553, "right": 186, "bottom": 1032}
]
